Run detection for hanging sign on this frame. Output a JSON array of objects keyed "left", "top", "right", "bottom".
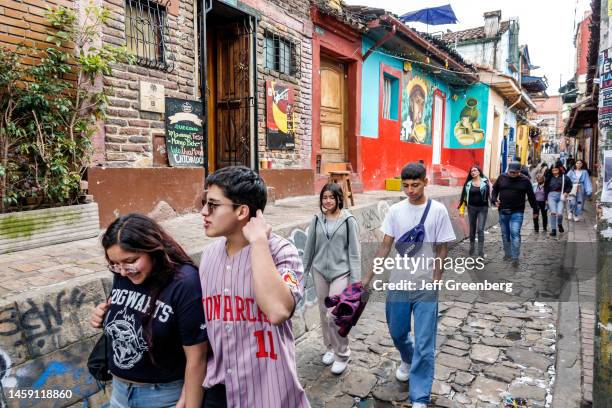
[{"left": 598, "top": 48, "right": 612, "bottom": 129}]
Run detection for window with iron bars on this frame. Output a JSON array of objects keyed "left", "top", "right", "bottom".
[
  {"left": 264, "top": 30, "right": 300, "bottom": 77},
  {"left": 125, "top": 0, "right": 173, "bottom": 71}
]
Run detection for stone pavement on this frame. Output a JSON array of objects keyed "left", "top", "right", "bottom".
[
  {"left": 0, "top": 186, "right": 597, "bottom": 408},
  {"left": 0, "top": 187, "right": 458, "bottom": 303},
  {"left": 297, "top": 207, "right": 581, "bottom": 407},
  {"left": 552, "top": 203, "right": 597, "bottom": 408}
]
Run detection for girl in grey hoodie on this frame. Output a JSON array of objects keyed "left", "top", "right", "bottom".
[{"left": 303, "top": 183, "right": 361, "bottom": 375}]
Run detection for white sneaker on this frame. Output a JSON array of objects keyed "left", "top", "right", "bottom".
[
  {"left": 321, "top": 351, "right": 334, "bottom": 366},
  {"left": 412, "top": 403, "right": 427, "bottom": 408},
  {"left": 575, "top": 216, "right": 582, "bottom": 222},
  {"left": 330, "top": 359, "right": 349, "bottom": 375},
  {"left": 395, "top": 361, "right": 411, "bottom": 382}
]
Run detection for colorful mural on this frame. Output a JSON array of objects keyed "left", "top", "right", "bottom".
[
  {"left": 449, "top": 84, "right": 489, "bottom": 149},
  {"left": 401, "top": 71, "right": 433, "bottom": 144}
]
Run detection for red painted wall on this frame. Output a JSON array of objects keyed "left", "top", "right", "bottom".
[
  {"left": 360, "top": 137, "right": 434, "bottom": 190},
  {"left": 441, "top": 148, "right": 484, "bottom": 172},
  {"left": 576, "top": 14, "right": 591, "bottom": 76}
]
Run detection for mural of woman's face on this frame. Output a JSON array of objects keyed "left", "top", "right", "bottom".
[{"left": 409, "top": 86, "right": 425, "bottom": 124}]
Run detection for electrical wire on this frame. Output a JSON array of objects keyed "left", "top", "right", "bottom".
[{"left": 367, "top": 47, "right": 528, "bottom": 103}]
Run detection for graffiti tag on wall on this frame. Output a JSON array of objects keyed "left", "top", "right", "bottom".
[{"left": 0, "top": 288, "right": 86, "bottom": 350}]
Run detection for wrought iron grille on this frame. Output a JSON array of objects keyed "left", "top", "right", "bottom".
[
  {"left": 263, "top": 30, "right": 300, "bottom": 78},
  {"left": 125, "top": 0, "right": 173, "bottom": 71}
]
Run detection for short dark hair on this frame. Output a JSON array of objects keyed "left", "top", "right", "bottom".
[
  {"left": 206, "top": 166, "right": 267, "bottom": 218},
  {"left": 319, "top": 183, "right": 344, "bottom": 213},
  {"left": 401, "top": 162, "right": 427, "bottom": 181}
]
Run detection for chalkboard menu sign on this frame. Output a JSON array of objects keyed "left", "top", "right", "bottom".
[{"left": 164, "top": 97, "right": 205, "bottom": 167}]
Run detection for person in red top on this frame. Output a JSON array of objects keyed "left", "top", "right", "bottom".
[{"left": 199, "top": 166, "right": 310, "bottom": 408}]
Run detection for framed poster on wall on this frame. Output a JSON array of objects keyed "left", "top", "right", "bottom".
[{"left": 266, "top": 80, "right": 296, "bottom": 150}]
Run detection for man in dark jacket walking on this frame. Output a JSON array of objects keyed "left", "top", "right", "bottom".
[{"left": 491, "top": 162, "right": 538, "bottom": 267}]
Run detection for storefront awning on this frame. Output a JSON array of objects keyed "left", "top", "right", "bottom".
[
  {"left": 478, "top": 71, "right": 536, "bottom": 111},
  {"left": 565, "top": 98, "right": 597, "bottom": 136},
  {"left": 521, "top": 75, "right": 548, "bottom": 93}
]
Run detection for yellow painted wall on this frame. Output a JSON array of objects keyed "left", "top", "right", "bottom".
[{"left": 517, "top": 125, "right": 530, "bottom": 166}]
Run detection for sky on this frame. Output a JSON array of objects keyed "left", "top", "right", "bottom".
[{"left": 343, "top": 0, "right": 591, "bottom": 95}]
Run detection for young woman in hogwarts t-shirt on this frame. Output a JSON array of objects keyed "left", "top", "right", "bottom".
[{"left": 90, "top": 214, "right": 208, "bottom": 408}]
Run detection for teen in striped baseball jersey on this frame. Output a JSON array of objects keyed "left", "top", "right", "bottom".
[{"left": 199, "top": 166, "right": 310, "bottom": 408}]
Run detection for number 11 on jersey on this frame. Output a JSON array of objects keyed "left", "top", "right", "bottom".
[{"left": 254, "top": 330, "right": 277, "bottom": 359}]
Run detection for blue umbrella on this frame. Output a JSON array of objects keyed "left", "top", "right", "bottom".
[{"left": 399, "top": 4, "right": 458, "bottom": 25}]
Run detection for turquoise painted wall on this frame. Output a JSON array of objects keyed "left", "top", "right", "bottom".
[
  {"left": 448, "top": 83, "right": 489, "bottom": 149},
  {"left": 360, "top": 37, "right": 403, "bottom": 138},
  {"left": 360, "top": 36, "right": 490, "bottom": 152}
]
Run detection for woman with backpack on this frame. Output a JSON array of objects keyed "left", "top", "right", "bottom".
[
  {"left": 566, "top": 159, "right": 592, "bottom": 221},
  {"left": 302, "top": 183, "right": 361, "bottom": 375},
  {"left": 89, "top": 214, "right": 208, "bottom": 408},
  {"left": 457, "top": 165, "right": 491, "bottom": 257}
]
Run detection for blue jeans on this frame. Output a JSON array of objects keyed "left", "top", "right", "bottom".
[
  {"left": 498, "top": 211, "right": 524, "bottom": 260},
  {"left": 110, "top": 378, "right": 184, "bottom": 408},
  {"left": 385, "top": 290, "right": 438, "bottom": 404},
  {"left": 569, "top": 189, "right": 584, "bottom": 216},
  {"left": 547, "top": 192, "right": 565, "bottom": 231}
]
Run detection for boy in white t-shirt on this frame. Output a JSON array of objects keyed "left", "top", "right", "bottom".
[{"left": 363, "top": 163, "right": 456, "bottom": 408}]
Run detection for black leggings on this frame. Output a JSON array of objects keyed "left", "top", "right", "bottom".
[
  {"left": 468, "top": 205, "right": 488, "bottom": 241},
  {"left": 533, "top": 201, "right": 547, "bottom": 230},
  {"left": 203, "top": 384, "right": 227, "bottom": 408}
]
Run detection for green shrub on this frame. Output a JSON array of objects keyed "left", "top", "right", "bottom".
[{"left": 0, "top": 5, "right": 134, "bottom": 212}]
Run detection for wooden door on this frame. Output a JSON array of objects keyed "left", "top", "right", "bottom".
[
  {"left": 320, "top": 57, "right": 347, "bottom": 164},
  {"left": 215, "top": 23, "right": 251, "bottom": 169},
  {"left": 206, "top": 28, "right": 217, "bottom": 173}
]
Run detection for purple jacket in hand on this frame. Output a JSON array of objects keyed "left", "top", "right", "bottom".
[{"left": 324, "top": 282, "right": 369, "bottom": 337}]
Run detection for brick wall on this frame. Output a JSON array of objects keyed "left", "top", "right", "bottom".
[
  {"left": 0, "top": 0, "right": 75, "bottom": 68},
  {"left": 253, "top": 0, "right": 313, "bottom": 169},
  {"left": 100, "top": 0, "right": 197, "bottom": 166},
  {"left": 98, "top": 0, "right": 313, "bottom": 169}
]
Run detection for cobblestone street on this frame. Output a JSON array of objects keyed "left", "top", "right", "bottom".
[
  {"left": 297, "top": 208, "right": 583, "bottom": 408},
  {"left": 0, "top": 191, "right": 598, "bottom": 408}
]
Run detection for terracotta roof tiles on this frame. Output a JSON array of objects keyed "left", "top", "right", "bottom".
[{"left": 441, "top": 21, "right": 511, "bottom": 43}]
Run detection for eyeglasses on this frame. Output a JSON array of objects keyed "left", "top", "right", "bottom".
[
  {"left": 108, "top": 257, "right": 143, "bottom": 275},
  {"left": 201, "top": 192, "right": 242, "bottom": 214}
]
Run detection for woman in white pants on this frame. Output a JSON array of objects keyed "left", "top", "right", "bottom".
[{"left": 302, "top": 183, "right": 361, "bottom": 375}]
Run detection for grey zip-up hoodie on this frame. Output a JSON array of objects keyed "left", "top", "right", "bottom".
[{"left": 302, "top": 209, "right": 361, "bottom": 283}]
